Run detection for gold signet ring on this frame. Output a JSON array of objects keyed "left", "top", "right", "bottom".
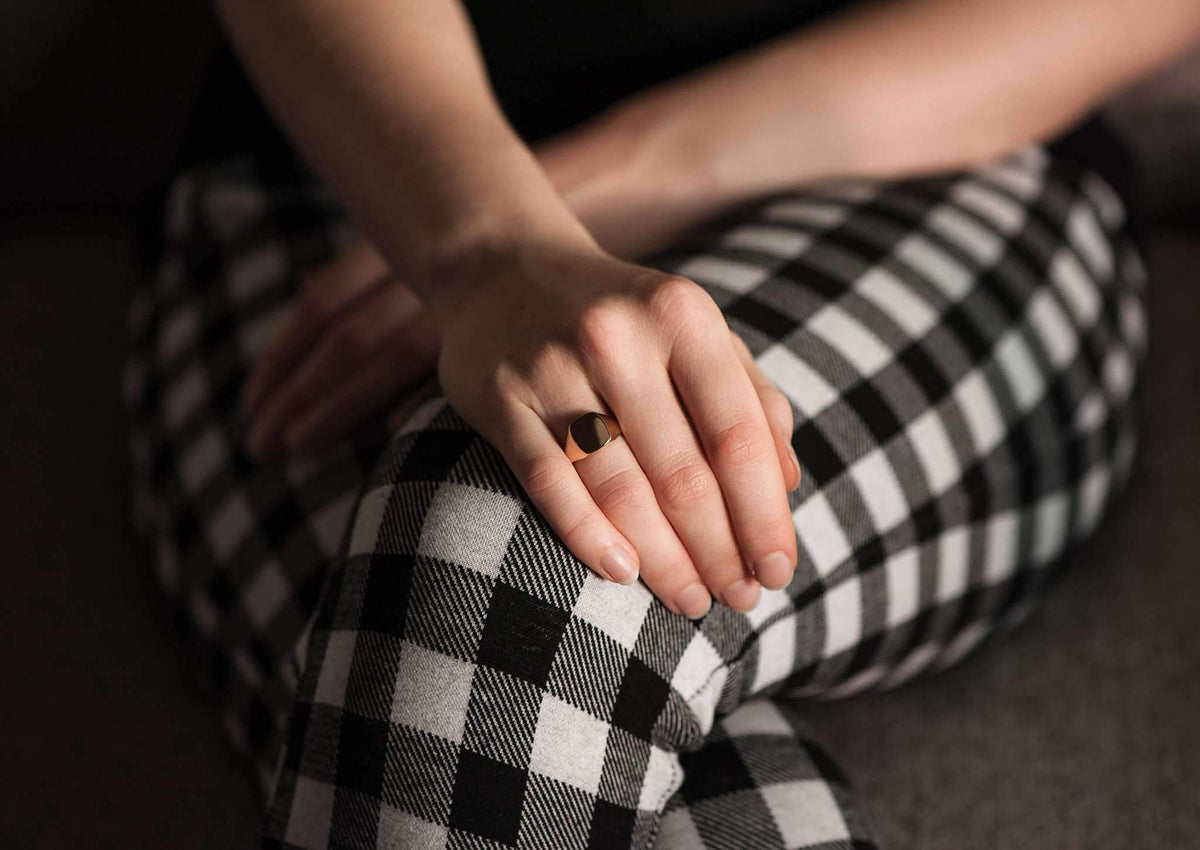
[{"left": 563, "top": 412, "right": 622, "bottom": 463}]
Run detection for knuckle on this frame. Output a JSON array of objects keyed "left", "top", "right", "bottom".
[
  {"left": 656, "top": 458, "right": 716, "bottom": 512},
  {"left": 591, "top": 468, "right": 652, "bottom": 516},
  {"left": 518, "top": 453, "right": 573, "bottom": 503},
  {"left": 573, "top": 301, "right": 629, "bottom": 365},
  {"left": 650, "top": 276, "right": 718, "bottom": 328},
  {"left": 483, "top": 361, "right": 523, "bottom": 400},
  {"left": 709, "top": 418, "right": 770, "bottom": 468}
]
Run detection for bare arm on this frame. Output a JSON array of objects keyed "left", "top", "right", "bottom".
[
  {"left": 221, "top": 0, "right": 805, "bottom": 617},
  {"left": 551, "top": 0, "right": 1200, "bottom": 255},
  {"left": 213, "top": 0, "right": 595, "bottom": 316}
]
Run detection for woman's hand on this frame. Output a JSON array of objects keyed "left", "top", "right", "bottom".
[
  {"left": 433, "top": 239, "right": 800, "bottom": 618},
  {"left": 239, "top": 112, "right": 716, "bottom": 460},
  {"left": 241, "top": 241, "right": 439, "bottom": 457}
]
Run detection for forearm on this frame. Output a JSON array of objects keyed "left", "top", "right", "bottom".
[
  {"left": 214, "top": 0, "right": 593, "bottom": 314},
  {"left": 594, "top": 0, "right": 1200, "bottom": 215}
]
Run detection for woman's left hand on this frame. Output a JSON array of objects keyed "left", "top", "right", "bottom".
[{"left": 240, "top": 240, "right": 440, "bottom": 457}]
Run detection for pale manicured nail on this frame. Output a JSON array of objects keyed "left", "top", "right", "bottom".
[
  {"left": 720, "top": 577, "right": 761, "bottom": 612},
  {"left": 786, "top": 443, "right": 802, "bottom": 491},
  {"left": 675, "top": 582, "right": 712, "bottom": 620},
  {"left": 753, "top": 551, "right": 793, "bottom": 589},
  {"left": 601, "top": 547, "right": 639, "bottom": 584}
]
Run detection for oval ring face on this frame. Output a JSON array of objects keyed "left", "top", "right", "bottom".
[{"left": 570, "top": 412, "right": 613, "bottom": 454}]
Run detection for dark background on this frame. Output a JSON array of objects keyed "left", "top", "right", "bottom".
[{"left": 2, "top": 2, "right": 1199, "bottom": 847}]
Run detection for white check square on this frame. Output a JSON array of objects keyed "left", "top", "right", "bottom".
[
  {"left": 856, "top": 267, "right": 938, "bottom": 339},
  {"left": 895, "top": 234, "right": 971, "bottom": 300},
  {"left": 808, "top": 304, "right": 892, "bottom": 377},
  {"left": 937, "top": 526, "right": 970, "bottom": 604},
  {"left": 757, "top": 344, "right": 839, "bottom": 419},
  {"left": 984, "top": 511, "right": 1020, "bottom": 584},
  {"left": 884, "top": 548, "right": 921, "bottom": 627},
  {"left": 417, "top": 483, "right": 524, "bottom": 577},
  {"left": 751, "top": 616, "right": 797, "bottom": 692},
  {"left": 572, "top": 572, "right": 654, "bottom": 651},
  {"left": 390, "top": 642, "right": 475, "bottom": 744},
  {"left": 762, "top": 780, "right": 850, "bottom": 847},
  {"left": 794, "top": 494, "right": 853, "bottom": 578},
  {"left": 824, "top": 578, "right": 862, "bottom": 658},
  {"left": 953, "top": 370, "right": 1005, "bottom": 457},
  {"left": 529, "top": 695, "right": 610, "bottom": 795},
  {"left": 849, "top": 449, "right": 909, "bottom": 533},
  {"left": 907, "top": 409, "right": 960, "bottom": 496}
]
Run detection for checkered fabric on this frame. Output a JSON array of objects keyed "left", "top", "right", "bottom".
[{"left": 121, "top": 144, "right": 1146, "bottom": 849}]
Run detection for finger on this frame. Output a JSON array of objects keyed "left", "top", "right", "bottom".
[
  {"left": 668, "top": 306, "right": 798, "bottom": 593},
  {"left": 246, "top": 284, "right": 418, "bottom": 456},
  {"left": 283, "top": 314, "right": 439, "bottom": 454},
  {"left": 496, "top": 403, "right": 640, "bottom": 586},
  {"left": 731, "top": 332, "right": 801, "bottom": 493},
  {"left": 241, "top": 241, "right": 389, "bottom": 417},
  {"left": 587, "top": 340, "right": 761, "bottom": 613},
  {"left": 573, "top": 422, "right": 712, "bottom": 619}
]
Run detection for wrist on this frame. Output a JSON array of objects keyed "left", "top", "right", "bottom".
[
  {"left": 534, "top": 95, "right": 726, "bottom": 259},
  {"left": 417, "top": 204, "right": 597, "bottom": 330}
]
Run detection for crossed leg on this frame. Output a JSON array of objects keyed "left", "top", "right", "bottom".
[{"left": 123, "top": 145, "right": 1146, "bottom": 849}]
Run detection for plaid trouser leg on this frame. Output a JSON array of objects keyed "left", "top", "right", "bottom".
[
  {"left": 261, "top": 146, "right": 1146, "bottom": 849},
  {"left": 658, "top": 699, "right": 877, "bottom": 850},
  {"left": 123, "top": 144, "right": 1145, "bottom": 848},
  {"left": 122, "top": 154, "right": 392, "bottom": 791}
]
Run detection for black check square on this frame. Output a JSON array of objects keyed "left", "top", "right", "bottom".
[
  {"left": 448, "top": 750, "right": 528, "bottom": 845},
  {"left": 588, "top": 799, "right": 638, "bottom": 850},
  {"left": 843, "top": 380, "right": 904, "bottom": 445},
  {"left": 610, "top": 656, "right": 671, "bottom": 742},
  {"left": 335, "top": 712, "right": 389, "bottom": 797},
  {"left": 357, "top": 553, "right": 415, "bottom": 636},
  {"left": 792, "top": 421, "right": 846, "bottom": 487},
  {"left": 475, "top": 583, "right": 570, "bottom": 688},
  {"left": 677, "top": 738, "right": 756, "bottom": 804},
  {"left": 726, "top": 295, "right": 797, "bottom": 342},
  {"left": 898, "top": 341, "right": 952, "bottom": 403}
]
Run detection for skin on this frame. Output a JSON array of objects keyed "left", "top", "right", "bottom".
[{"left": 222, "top": 0, "right": 1200, "bottom": 617}]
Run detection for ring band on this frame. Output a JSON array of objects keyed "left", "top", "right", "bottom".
[{"left": 564, "top": 412, "right": 622, "bottom": 463}]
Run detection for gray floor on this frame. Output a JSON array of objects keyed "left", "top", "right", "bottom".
[{"left": 2, "top": 219, "right": 1197, "bottom": 849}]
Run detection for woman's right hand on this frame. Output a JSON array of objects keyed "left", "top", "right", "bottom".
[{"left": 433, "top": 238, "right": 801, "bottom": 619}]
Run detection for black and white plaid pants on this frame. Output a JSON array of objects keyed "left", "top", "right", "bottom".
[{"left": 122, "top": 145, "right": 1146, "bottom": 849}]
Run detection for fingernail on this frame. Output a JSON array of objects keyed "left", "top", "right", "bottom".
[
  {"left": 720, "top": 577, "right": 761, "bottom": 612},
  {"left": 675, "top": 582, "right": 712, "bottom": 619},
  {"left": 752, "top": 551, "right": 793, "bottom": 589},
  {"left": 601, "top": 547, "right": 639, "bottom": 584},
  {"left": 786, "top": 442, "right": 802, "bottom": 491}
]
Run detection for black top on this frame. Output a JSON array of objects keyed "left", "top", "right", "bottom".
[
  {"left": 178, "top": 0, "right": 1134, "bottom": 204},
  {"left": 461, "top": 0, "right": 844, "bottom": 142}
]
